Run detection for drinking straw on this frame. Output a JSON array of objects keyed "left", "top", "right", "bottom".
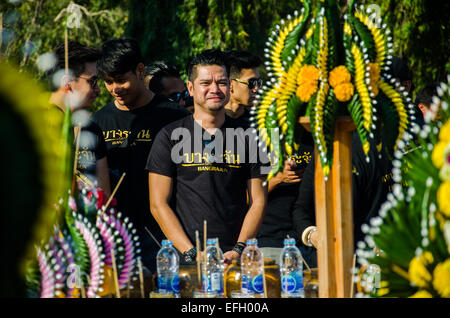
[{"left": 101, "top": 172, "right": 126, "bottom": 215}]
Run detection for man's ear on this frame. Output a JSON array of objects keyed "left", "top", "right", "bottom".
[
  {"left": 136, "top": 63, "right": 146, "bottom": 80},
  {"left": 418, "top": 103, "right": 428, "bottom": 116},
  {"left": 187, "top": 81, "right": 194, "bottom": 96},
  {"left": 61, "top": 74, "right": 72, "bottom": 92},
  {"left": 229, "top": 79, "right": 234, "bottom": 93}
]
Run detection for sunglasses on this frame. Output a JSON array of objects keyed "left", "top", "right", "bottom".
[
  {"left": 78, "top": 75, "right": 98, "bottom": 89},
  {"left": 167, "top": 90, "right": 190, "bottom": 103},
  {"left": 232, "top": 78, "right": 263, "bottom": 90}
]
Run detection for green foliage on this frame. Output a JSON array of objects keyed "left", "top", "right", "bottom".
[
  {"left": 0, "top": 0, "right": 128, "bottom": 112},
  {"left": 355, "top": 0, "right": 450, "bottom": 98}
]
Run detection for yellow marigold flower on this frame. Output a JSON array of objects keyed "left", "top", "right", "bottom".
[
  {"left": 334, "top": 82, "right": 355, "bottom": 102},
  {"left": 432, "top": 259, "right": 450, "bottom": 298},
  {"left": 439, "top": 121, "right": 450, "bottom": 143},
  {"left": 297, "top": 65, "right": 320, "bottom": 86},
  {"left": 296, "top": 83, "right": 318, "bottom": 102},
  {"left": 432, "top": 141, "right": 448, "bottom": 169},
  {"left": 409, "top": 290, "right": 433, "bottom": 298},
  {"left": 408, "top": 251, "right": 434, "bottom": 288},
  {"left": 329, "top": 65, "right": 352, "bottom": 88},
  {"left": 437, "top": 181, "right": 450, "bottom": 217}
]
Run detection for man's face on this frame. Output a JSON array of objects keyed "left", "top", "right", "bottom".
[
  {"left": 103, "top": 64, "right": 145, "bottom": 107},
  {"left": 187, "top": 65, "right": 230, "bottom": 112},
  {"left": 161, "top": 76, "right": 187, "bottom": 107},
  {"left": 231, "top": 67, "right": 261, "bottom": 107},
  {"left": 70, "top": 62, "right": 99, "bottom": 109}
]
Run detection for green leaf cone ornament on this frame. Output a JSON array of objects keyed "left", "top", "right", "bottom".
[
  {"left": 251, "top": 0, "right": 415, "bottom": 180},
  {"left": 357, "top": 77, "right": 450, "bottom": 298}
]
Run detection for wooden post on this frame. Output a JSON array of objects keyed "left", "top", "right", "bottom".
[{"left": 299, "top": 116, "right": 355, "bottom": 298}]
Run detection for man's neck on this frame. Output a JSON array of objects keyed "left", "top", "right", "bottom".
[
  {"left": 49, "top": 90, "right": 66, "bottom": 112},
  {"left": 193, "top": 108, "right": 225, "bottom": 132},
  {"left": 224, "top": 99, "right": 245, "bottom": 118},
  {"left": 114, "top": 89, "right": 154, "bottom": 111}
]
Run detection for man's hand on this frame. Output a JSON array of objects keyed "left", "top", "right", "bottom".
[
  {"left": 279, "top": 160, "right": 305, "bottom": 184},
  {"left": 223, "top": 250, "right": 240, "bottom": 269},
  {"left": 310, "top": 229, "right": 320, "bottom": 249}
]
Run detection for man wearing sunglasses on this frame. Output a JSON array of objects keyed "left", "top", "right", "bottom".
[
  {"left": 47, "top": 41, "right": 111, "bottom": 197},
  {"left": 146, "top": 61, "right": 194, "bottom": 112},
  {"left": 225, "top": 50, "right": 263, "bottom": 128}
]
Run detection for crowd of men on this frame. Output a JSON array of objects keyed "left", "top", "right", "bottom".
[{"left": 46, "top": 37, "right": 438, "bottom": 273}]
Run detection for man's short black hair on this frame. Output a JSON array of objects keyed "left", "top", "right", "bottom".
[
  {"left": 187, "top": 49, "right": 230, "bottom": 82},
  {"left": 97, "top": 38, "right": 143, "bottom": 78},
  {"left": 388, "top": 56, "right": 412, "bottom": 82},
  {"left": 46, "top": 41, "right": 100, "bottom": 91},
  {"left": 415, "top": 83, "right": 439, "bottom": 108},
  {"left": 146, "top": 61, "right": 181, "bottom": 93},
  {"left": 226, "top": 50, "right": 262, "bottom": 79}
]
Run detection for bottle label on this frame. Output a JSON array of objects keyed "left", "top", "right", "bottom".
[
  {"left": 202, "top": 272, "right": 223, "bottom": 293},
  {"left": 281, "top": 272, "right": 303, "bottom": 295},
  {"left": 158, "top": 275, "right": 180, "bottom": 294},
  {"left": 241, "top": 274, "right": 264, "bottom": 295}
]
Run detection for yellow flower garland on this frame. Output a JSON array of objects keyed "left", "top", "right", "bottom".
[
  {"left": 437, "top": 180, "right": 450, "bottom": 217},
  {"left": 432, "top": 259, "right": 450, "bottom": 297},
  {"left": 408, "top": 251, "right": 434, "bottom": 288},
  {"left": 432, "top": 141, "right": 447, "bottom": 169},
  {"left": 409, "top": 290, "right": 433, "bottom": 298}
]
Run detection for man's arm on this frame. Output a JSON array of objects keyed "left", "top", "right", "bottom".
[
  {"left": 223, "top": 176, "right": 267, "bottom": 264},
  {"left": 148, "top": 172, "right": 194, "bottom": 254},
  {"left": 96, "top": 157, "right": 111, "bottom": 198}
]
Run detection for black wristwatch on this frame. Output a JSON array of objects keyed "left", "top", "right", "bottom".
[
  {"left": 232, "top": 242, "right": 246, "bottom": 256},
  {"left": 182, "top": 247, "right": 197, "bottom": 262}
]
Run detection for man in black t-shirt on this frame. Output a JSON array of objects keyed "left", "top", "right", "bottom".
[
  {"left": 224, "top": 50, "right": 263, "bottom": 128},
  {"left": 47, "top": 41, "right": 110, "bottom": 195},
  {"left": 91, "top": 38, "right": 190, "bottom": 271},
  {"left": 145, "top": 61, "right": 193, "bottom": 112},
  {"left": 291, "top": 133, "right": 392, "bottom": 268},
  {"left": 147, "top": 50, "right": 268, "bottom": 266}
]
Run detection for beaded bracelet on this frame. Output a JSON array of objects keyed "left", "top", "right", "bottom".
[{"left": 182, "top": 247, "right": 197, "bottom": 262}]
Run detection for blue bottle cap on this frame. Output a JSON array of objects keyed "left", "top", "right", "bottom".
[
  {"left": 246, "top": 238, "right": 258, "bottom": 245},
  {"left": 283, "top": 238, "right": 296, "bottom": 245},
  {"left": 161, "top": 239, "right": 173, "bottom": 246},
  {"left": 206, "top": 238, "right": 218, "bottom": 245}
]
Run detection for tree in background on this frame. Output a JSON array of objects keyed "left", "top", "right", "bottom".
[
  {"left": 127, "top": 0, "right": 449, "bottom": 98},
  {"left": 1, "top": 1, "right": 448, "bottom": 108},
  {"left": 0, "top": 0, "right": 128, "bottom": 111}
]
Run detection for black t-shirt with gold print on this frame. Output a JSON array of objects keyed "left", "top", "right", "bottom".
[
  {"left": 146, "top": 114, "right": 268, "bottom": 252},
  {"left": 91, "top": 95, "right": 190, "bottom": 238}
]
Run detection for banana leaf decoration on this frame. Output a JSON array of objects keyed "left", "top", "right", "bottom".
[
  {"left": 356, "top": 78, "right": 450, "bottom": 298},
  {"left": 251, "top": 0, "right": 415, "bottom": 180}
]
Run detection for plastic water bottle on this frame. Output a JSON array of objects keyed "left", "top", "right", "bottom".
[
  {"left": 280, "top": 237, "right": 304, "bottom": 298},
  {"left": 241, "top": 238, "right": 265, "bottom": 297},
  {"left": 202, "top": 238, "right": 224, "bottom": 296},
  {"left": 156, "top": 239, "right": 180, "bottom": 296}
]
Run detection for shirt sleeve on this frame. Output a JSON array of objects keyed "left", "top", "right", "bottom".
[
  {"left": 91, "top": 121, "right": 107, "bottom": 160},
  {"left": 146, "top": 127, "right": 176, "bottom": 177}
]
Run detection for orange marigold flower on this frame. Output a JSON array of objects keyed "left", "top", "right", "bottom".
[
  {"left": 329, "top": 65, "right": 351, "bottom": 88},
  {"left": 296, "top": 83, "right": 318, "bottom": 102},
  {"left": 334, "top": 82, "right": 355, "bottom": 102},
  {"left": 297, "top": 65, "right": 320, "bottom": 86}
]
